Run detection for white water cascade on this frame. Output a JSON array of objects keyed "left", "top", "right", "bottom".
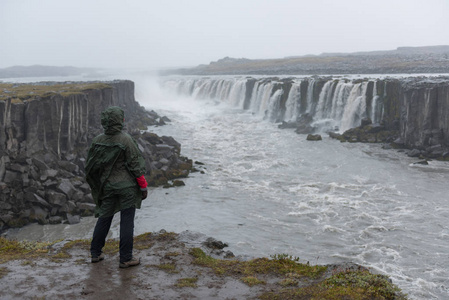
[
  {"left": 161, "top": 76, "right": 382, "bottom": 134},
  {"left": 283, "top": 81, "right": 301, "bottom": 122}
]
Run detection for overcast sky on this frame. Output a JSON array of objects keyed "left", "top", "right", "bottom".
[{"left": 1, "top": 0, "right": 449, "bottom": 70}]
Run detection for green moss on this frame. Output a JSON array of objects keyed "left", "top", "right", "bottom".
[
  {"left": 175, "top": 277, "right": 198, "bottom": 288},
  {"left": 154, "top": 231, "right": 178, "bottom": 242},
  {"left": 134, "top": 232, "right": 154, "bottom": 250},
  {"left": 165, "top": 252, "right": 181, "bottom": 258},
  {"left": 155, "top": 263, "right": 179, "bottom": 273},
  {"left": 260, "top": 270, "right": 407, "bottom": 300},
  {"left": 190, "top": 248, "right": 326, "bottom": 284},
  {"left": 242, "top": 276, "right": 266, "bottom": 286},
  {"left": 61, "top": 239, "right": 90, "bottom": 250},
  {"left": 51, "top": 252, "right": 72, "bottom": 260},
  {"left": 0, "top": 237, "right": 52, "bottom": 263},
  {"left": 278, "top": 277, "right": 298, "bottom": 287}
]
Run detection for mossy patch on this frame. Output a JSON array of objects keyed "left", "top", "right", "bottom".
[
  {"left": 154, "top": 263, "right": 179, "bottom": 274},
  {"left": 175, "top": 277, "right": 198, "bottom": 288},
  {"left": 133, "top": 232, "right": 154, "bottom": 250},
  {"left": 154, "top": 231, "right": 178, "bottom": 242},
  {"left": 242, "top": 275, "right": 266, "bottom": 286},
  {"left": 190, "top": 249, "right": 326, "bottom": 284},
  {"left": 0, "top": 237, "right": 52, "bottom": 263},
  {"left": 260, "top": 269, "right": 407, "bottom": 300}
]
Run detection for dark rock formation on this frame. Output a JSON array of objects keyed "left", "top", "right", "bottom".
[
  {"left": 329, "top": 118, "right": 399, "bottom": 144},
  {"left": 0, "top": 80, "right": 192, "bottom": 230},
  {"left": 328, "top": 77, "right": 449, "bottom": 160},
  {"left": 294, "top": 113, "right": 316, "bottom": 134},
  {"left": 306, "top": 134, "right": 322, "bottom": 141}
]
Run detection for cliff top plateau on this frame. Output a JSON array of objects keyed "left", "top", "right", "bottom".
[
  {"left": 0, "top": 81, "right": 113, "bottom": 102},
  {"left": 162, "top": 45, "right": 449, "bottom": 76}
]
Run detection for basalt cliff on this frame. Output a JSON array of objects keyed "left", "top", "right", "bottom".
[{"left": 0, "top": 80, "right": 192, "bottom": 230}]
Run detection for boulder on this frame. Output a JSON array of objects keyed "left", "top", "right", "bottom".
[
  {"left": 407, "top": 149, "right": 421, "bottom": 157},
  {"left": 58, "top": 161, "right": 79, "bottom": 173},
  {"left": 60, "top": 201, "right": 77, "bottom": 213},
  {"left": 3, "top": 170, "right": 19, "bottom": 183},
  {"left": 77, "top": 202, "right": 95, "bottom": 211},
  {"left": 161, "top": 136, "right": 181, "bottom": 152},
  {"left": 28, "top": 193, "right": 52, "bottom": 209},
  {"left": 9, "top": 163, "right": 27, "bottom": 173},
  {"left": 173, "top": 180, "right": 185, "bottom": 187},
  {"left": 295, "top": 114, "right": 315, "bottom": 134},
  {"left": 360, "top": 118, "right": 372, "bottom": 127},
  {"left": 21, "top": 173, "right": 30, "bottom": 187},
  {"left": 30, "top": 206, "right": 49, "bottom": 224},
  {"left": 49, "top": 216, "right": 63, "bottom": 224},
  {"left": 45, "top": 169, "right": 59, "bottom": 178},
  {"left": 57, "top": 179, "right": 76, "bottom": 198},
  {"left": 307, "top": 134, "right": 322, "bottom": 141},
  {"left": 66, "top": 213, "right": 80, "bottom": 225},
  {"left": 47, "top": 191, "right": 67, "bottom": 206},
  {"left": 32, "top": 158, "right": 49, "bottom": 172},
  {"left": 78, "top": 183, "right": 91, "bottom": 193},
  {"left": 203, "top": 237, "right": 228, "bottom": 250},
  {"left": 161, "top": 116, "right": 171, "bottom": 123}
]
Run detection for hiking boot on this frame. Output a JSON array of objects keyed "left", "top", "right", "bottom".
[
  {"left": 119, "top": 257, "right": 140, "bottom": 268},
  {"left": 91, "top": 253, "right": 105, "bottom": 263}
]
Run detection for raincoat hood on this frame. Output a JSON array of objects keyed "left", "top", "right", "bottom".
[{"left": 101, "top": 106, "right": 124, "bottom": 135}]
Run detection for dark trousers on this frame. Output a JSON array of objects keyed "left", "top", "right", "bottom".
[{"left": 90, "top": 207, "right": 136, "bottom": 263}]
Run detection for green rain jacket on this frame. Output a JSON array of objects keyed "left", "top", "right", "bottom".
[{"left": 85, "top": 106, "right": 146, "bottom": 217}]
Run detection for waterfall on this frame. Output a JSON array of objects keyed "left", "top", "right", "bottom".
[
  {"left": 314, "top": 80, "right": 336, "bottom": 120},
  {"left": 284, "top": 82, "right": 301, "bottom": 122},
  {"left": 249, "top": 81, "right": 274, "bottom": 116},
  {"left": 339, "top": 82, "right": 369, "bottom": 132},
  {"left": 305, "top": 79, "right": 316, "bottom": 114},
  {"left": 227, "top": 79, "right": 247, "bottom": 107},
  {"left": 330, "top": 81, "right": 353, "bottom": 122},
  {"left": 161, "top": 76, "right": 379, "bottom": 133},
  {"left": 266, "top": 89, "right": 284, "bottom": 121},
  {"left": 371, "top": 80, "right": 383, "bottom": 124}
]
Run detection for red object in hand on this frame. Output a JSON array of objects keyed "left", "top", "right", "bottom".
[{"left": 136, "top": 175, "right": 148, "bottom": 190}]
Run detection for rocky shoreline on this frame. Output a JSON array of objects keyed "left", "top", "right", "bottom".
[
  {"left": 327, "top": 118, "right": 449, "bottom": 161},
  {"left": 0, "top": 80, "right": 195, "bottom": 231}
]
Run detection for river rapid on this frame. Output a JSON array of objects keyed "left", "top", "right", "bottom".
[{"left": 6, "top": 76, "right": 449, "bottom": 299}]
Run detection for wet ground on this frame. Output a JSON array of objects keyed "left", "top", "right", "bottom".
[{"left": 0, "top": 230, "right": 398, "bottom": 300}]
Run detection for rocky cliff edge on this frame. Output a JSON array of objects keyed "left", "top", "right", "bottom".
[{"left": 0, "top": 81, "right": 194, "bottom": 230}]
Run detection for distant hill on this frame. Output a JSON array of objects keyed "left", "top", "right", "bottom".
[
  {"left": 162, "top": 45, "right": 449, "bottom": 75},
  {"left": 0, "top": 65, "right": 98, "bottom": 79}
]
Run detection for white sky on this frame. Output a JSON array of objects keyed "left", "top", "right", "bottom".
[{"left": 1, "top": 0, "right": 448, "bottom": 70}]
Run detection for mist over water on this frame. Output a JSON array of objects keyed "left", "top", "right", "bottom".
[{"left": 6, "top": 76, "right": 449, "bottom": 299}]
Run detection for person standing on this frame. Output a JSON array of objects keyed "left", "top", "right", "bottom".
[{"left": 85, "top": 106, "right": 148, "bottom": 268}]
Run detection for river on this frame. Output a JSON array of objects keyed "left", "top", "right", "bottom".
[{"left": 5, "top": 75, "right": 449, "bottom": 299}]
